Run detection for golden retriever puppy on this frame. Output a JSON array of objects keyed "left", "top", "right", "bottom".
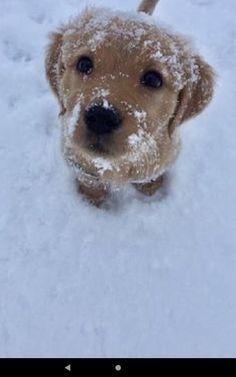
[{"left": 45, "top": 0, "right": 214, "bottom": 205}]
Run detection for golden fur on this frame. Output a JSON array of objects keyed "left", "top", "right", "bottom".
[
  {"left": 45, "top": 7, "right": 214, "bottom": 205},
  {"left": 138, "top": 0, "right": 160, "bottom": 15}
]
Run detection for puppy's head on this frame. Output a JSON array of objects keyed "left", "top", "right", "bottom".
[{"left": 46, "top": 7, "right": 214, "bottom": 184}]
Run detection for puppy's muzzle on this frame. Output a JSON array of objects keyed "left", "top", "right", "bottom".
[{"left": 84, "top": 104, "right": 122, "bottom": 135}]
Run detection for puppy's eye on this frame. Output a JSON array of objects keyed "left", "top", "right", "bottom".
[
  {"left": 76, "top": 56, "right": 93, "bottom": 75},
  {"left": 141, "top": 71, "right": 163, "bottom": 89}
]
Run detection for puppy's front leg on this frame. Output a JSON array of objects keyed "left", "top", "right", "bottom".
[
  {"left": 133, "top": 174, "right": 165, "bottom": 196},
  {"left": 76, "top": 179, "right": 109, "bottom": 207}
]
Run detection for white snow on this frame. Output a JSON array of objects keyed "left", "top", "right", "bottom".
[
  {"left": 0, "top": 0, "right": 236, "bottom": 358},
  {"left": 101, "top": 98, "right": 110, "bottom": 109},
  {"left": 134, "top": 110, "right": 147, "bottom": 123},
  {"left": 92, "top": 88, "right": 110, "bottom": 98},
  {"left": 93, "top": 157, "right": 113, "bottom": 174},
  {"left": 63, "top": 102, "right": 81, "bottom": 138}
]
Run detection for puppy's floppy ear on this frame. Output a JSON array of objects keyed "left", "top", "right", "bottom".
[
  {"left": 169, "top": 56, "right": 215, "bottom": 135},
  {"left": 45, "top": 32, "right": 65, "bottom": 112}
]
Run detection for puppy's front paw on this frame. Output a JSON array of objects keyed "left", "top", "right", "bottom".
[
  {"left": 133, "top": 174, "right": 165, "bottom": 196},
  {"left": 76, "top": 179, "right": 109, "bottom": 207}
]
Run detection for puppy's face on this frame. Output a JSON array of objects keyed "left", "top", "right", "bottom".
[{"left": 46, "top": 8, "right": 214, "bottom": 184}]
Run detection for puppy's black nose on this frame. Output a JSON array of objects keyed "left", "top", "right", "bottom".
[{"left": 84, "top": 104, "right": 122, "bottom": 135}]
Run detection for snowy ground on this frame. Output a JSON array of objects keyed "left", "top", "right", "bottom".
[{"left": 0, "top": 0, "right": 236, "bottom": 357}]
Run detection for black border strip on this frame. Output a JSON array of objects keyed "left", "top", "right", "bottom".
[{"left": 0, "top": 358, "right": 234, "bottom": 375}]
